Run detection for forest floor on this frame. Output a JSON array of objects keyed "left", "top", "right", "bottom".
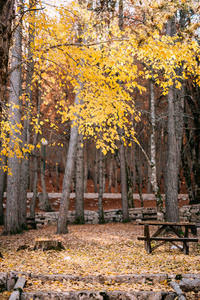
[
  {"left": 0, "top": 223, "right": 200, "bottom": 299},
  {"left": 1, "top": 174, "right": 198, "bottom": 299}
]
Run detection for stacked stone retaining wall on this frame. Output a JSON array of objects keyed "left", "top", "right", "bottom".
[{"left": 33, "top": 205, "right": 200, "bottom": 228}]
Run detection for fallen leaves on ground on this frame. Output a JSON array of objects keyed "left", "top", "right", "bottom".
[
  {"left": 185, "top": 291, "right": 200, "bottom": 300},
  {"left": 23, "top": 278, "right": 174, "bottom": 293},
  {"left": 0, "top": 223, "right": 200, "bottom": 276}
]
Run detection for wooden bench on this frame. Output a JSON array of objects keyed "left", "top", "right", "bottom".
[
  {"left": 26, "top": 216, "right": 45, "bottom": 229},
  {"left": 137, "top": 221, "right": 199, "bottom": 255}
]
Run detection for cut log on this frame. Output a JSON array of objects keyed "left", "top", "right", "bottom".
[
  {"left": 33, "top": 239, "right": 65, "bottom": 251},
  {"left": 16, "top": 245, "right": 31, "bottom": 252}
]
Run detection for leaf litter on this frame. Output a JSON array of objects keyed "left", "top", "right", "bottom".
[{"left": 0, "top": 223, "right": 200, "bottom": 297}]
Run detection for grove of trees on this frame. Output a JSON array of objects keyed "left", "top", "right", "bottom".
[{"left": 0, "top": 0, "right": 200, "bottom": 234}]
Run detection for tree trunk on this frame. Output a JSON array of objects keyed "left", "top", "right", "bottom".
[
  {"left": 39, "top": 148, "right": 51, "bottom": 211},
  {"left": 75, "top": 132, "right": 85, "bottom": 224},
  {"left": 30, "top": 81, "right": 41, "bottom": 218},
  {"left": 165, "top": 19, "right": 184, "bottom": 222},
  {"left": 119, "top": 130, "right": 130, "bottom": 222},
  {"left": 57, "top": 118, "right": 79, "bottom": 233},
  {"left": 149, "top": 79, "right": 163, "bottom": 212},
  {"left": 0, "top": 0, "right": 14, "bottom": 229},
  {"left": 19, "top": 0, "right": 35, "bottom": 226},
  {"left": 126, "top": 163, "right": 134, "bottom": 208},
  {"left": 108, "top": 153, "right": 113, "bottom": 193},
  {"left": 98, "top": 148, "right": 105, "bottom": 224},
  {"left": 115, "top": 158, "right": 118, "bottom": 193},
  {"left": 84, "top": 141, "right": 88, "bottom": 193},
  {"left": 118, "top": 0, "right": 129, "bottom": 220},
  {"left": 0, "top": 0, "right": 14, "bottom": 105},
  {"left": 30, "top": 154, "right": 38, "bottom": 218},
  {"left": 165, "top": 86, "right": 180, "bottom": 222},
  {"left": 184, "top": 83, "right": 200, "bottom": 204},
  {"left": 3, "top": 5, "right": 23, "bottom": 234},
  {"left": 0, "top": 153, "right": 6, "bottom": 225},
  {"left": 94, "top": 148, "right": 98, "bottom": 193},
  {"left": 131, "top": 142, "right": 136, "bottom": 192},
  {"left": 55, "top": 162, "right": 60, "bottom": 191}
]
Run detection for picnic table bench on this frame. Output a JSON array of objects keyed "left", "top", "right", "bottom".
[
  {"left": 26, "top": 216, "right": 45, "bottom": 229},
  {"left": 137, "top": 221, "right": 199, "bottom": 255}
]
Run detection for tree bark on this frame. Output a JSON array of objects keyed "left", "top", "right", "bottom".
[
  {"left": 119, "top": 130, "right": 130, "bottom": 222},
  {"left": 165, "top": 18, "right": 184, "bottom": 222},
  {"left": 30, "top": 153, "right": 38, "bottom": 217},
  {"left": 19, "top": 0, "right": 35, "bottom": 226},
  {"left": 84, "top": 141, "right": 88, "bottom": 193},
  {"left": 94, "top": 148, "right": 98, "bottom": 193},
  {"left": 98, "top": 148, "right": 105, "bottom": 224},
  {"left": 165, "top": 86, "right": 180, "bottom": 222},
  {"left": 57, "top": 118, "right": 79, "bottom": 233},
  {"left": 149, "top": 79, "right": 163, "bottom": 212},
  {"left": 108, "top": 153, "right": 113, "bottom": 193},
  {"left": 39, "top": 147, "right": 51, "bottom": 211},
  {"left": 3, "top": 3, "right": 23, "bottom": 234},
  {"left": 184, "top": 83, "right": 200, "bottom": 204},
  {"left": 0, "top": 0, "right": 14, "bottom": 228},
  {"left": 75, "top": 132, "right": 85, "bottom": 224},
  {"left": 0, "top": 0, "right": 14, "bottom": 104},
  {"left": 30, "top": 81, "right": 41, "bottom": 218},
  {"left": 0, "top": 153, "right": 6, "bottom": 225}
]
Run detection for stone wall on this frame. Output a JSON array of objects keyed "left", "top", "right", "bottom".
[
  {"left": 33, "top": 205, "right": 200, "bottom": 227},
  {"left": 34, "top": 207, "right": 158, "bottom": 226}
]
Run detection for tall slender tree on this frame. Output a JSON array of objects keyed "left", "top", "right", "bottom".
[
  {"left": 0, "top": 0, "right": 14, "bottom": 104},
  {"left": 118, "top": 0, "right": 130, "bottom": 222},
  {"left": 19, "top": 0, "right": 35, "bottom": 226},
  {"left": 165, "top": 17, "right": 184, "bottom": 222},
  {"left": 75, "top": 132, "right": 85, "bottom": 224},
  {"left": 3, "top": 0, "right": 23, "bottom": 235}
]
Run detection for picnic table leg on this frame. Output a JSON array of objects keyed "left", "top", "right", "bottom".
[
  {"left": 144, "top": 224, "right": 151, "bottom": 254},
  {"left": 183, "top": 226, "right": 189, "bottom": 255}
]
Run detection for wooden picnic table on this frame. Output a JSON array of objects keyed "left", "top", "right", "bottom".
[{"left": 137, "top": 221, "right": 199, "bottom": 255}]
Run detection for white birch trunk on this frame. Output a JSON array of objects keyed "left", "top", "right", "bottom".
[{"left": 149, "top": 79, "right": 163, "bottom": 212}]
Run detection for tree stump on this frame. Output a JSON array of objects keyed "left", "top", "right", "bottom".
[{"left": 33, "top": 239, "right": 65, "bottom": 251}]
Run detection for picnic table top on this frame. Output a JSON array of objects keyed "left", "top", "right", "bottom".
[{"left": 137, "top": 221, "right": 196, "bottom": 226}]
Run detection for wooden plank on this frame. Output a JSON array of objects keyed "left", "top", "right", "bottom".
[
  {"left": 152, "top": 225, "right": 167, "bottom": 237},
  {"left": 138, "top": 221, "right": 196, "bottom": 227},
  {"left": 168, "top": 225, "right": 182, "bottom": 238},
  {"left": 183, "top": 226, "right": 189, "bottom": 255},
  {"left": 137, "top": 237, "right": 198, "bottom": 242},
  {"left": 144, "top": 224, "right": 151, "bottom": 254}
]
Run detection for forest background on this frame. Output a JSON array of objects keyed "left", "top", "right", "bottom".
[{"left": 0, "top": 0, "right": 200, "bottom": 235}]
